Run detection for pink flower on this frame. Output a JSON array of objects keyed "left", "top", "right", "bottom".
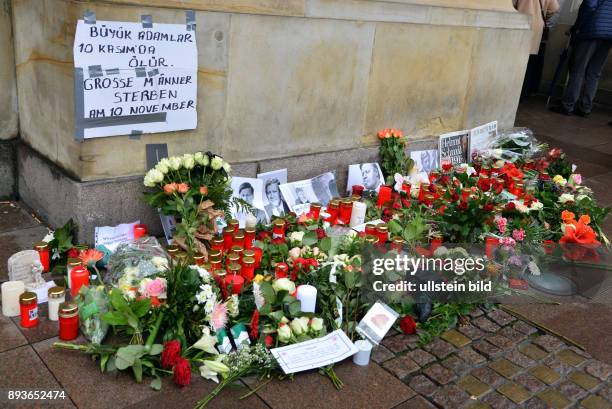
[
  {"left": 145, "top": 278, "right": 166, "bottom": 298},
  {"left": 210, "top": 303, "right": 228, "bottom": 331},
  {"left": 163, "top": 182, "right": 178, "bottom": 195},
  {"left": 512, "top": 229, "right": 525, "bottom": 242},
  {"left": 508, "top": 255, "right": 523, "bottom": 266},
  {"left": 571, "top": 174, "right": 582, "bottom": 185},
  {"left": 177, "top": 183, "right": 189, "bottom": 194},
  {"left": 288, "top": 247, "right": 301, "bottom": 260},
  {"left": 495, "top": 217, "right": 507, "bottom": 234},
  {"left": 499, "top": 236, "right": 516, "bottom": 248}
]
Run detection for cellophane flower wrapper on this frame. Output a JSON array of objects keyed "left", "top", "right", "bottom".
[
  {"left": 75, "top": 285, "right": 109, "bottom": 344},
  {"left": 476, "top": 128, "right": 544, "bottom": 162},
  {"left": 105, "top": 237, "right": 170, "bottom": 286}
]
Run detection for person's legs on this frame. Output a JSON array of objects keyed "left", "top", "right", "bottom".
[
  {"left": 560, "top": 40, "right": 597, "bottom": 112},
  {"left": 577, "top": 40, "right": 612, "bottom": 114}
]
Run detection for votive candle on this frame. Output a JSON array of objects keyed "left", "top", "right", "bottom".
[
  {"left": 296, "top": 284, "right": 317, "bottom": 313},
  {"left": 2, "top": 281, "right": 25, "bottom": 317}
]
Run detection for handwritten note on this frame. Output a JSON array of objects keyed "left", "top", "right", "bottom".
[{"left": 94, "top": 221, "right": 140, "bottom": 251}]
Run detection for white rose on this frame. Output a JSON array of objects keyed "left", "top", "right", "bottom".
[
  {"left": 42, "top": 231, "right": 55, "bottom": 243},
  {"left": 222, "top": 162, "right": 231, "bottom": 173},
  {"left": 182, "top": 154, "right": 195, "bottom": 170},
  {"left": 197, "top": 153, "right": 210, "bottom": 166},
  {"left": 558, "top": 193, "right": 575, "bottom": 204},
  {"left": 156, "top": 162, "right": 169, "bottom": 175},
  {"left": 278, "top": 323, "right": 293, "bottom": 342},
  {"left": 290, "top": 317, "right": 308, "bottom": 335},
  {"left": 288, "top": 247, "right": 301, "bottom": 260},
  {"left": 211, "top": 156, "right": 223, "bottom": 170},
  {"left": 310, "top": 317, "right": 324, "bottom": 332},
  {"left": 273, "top": 278, "right": 296, "bottom": 294},
  {"left": 150, "top": 168, "right": 164, "bottom": 183},
  {"left": 168, "top": 156, "right": 182, "bottom": 171},
  {"left": 194, "top": 152, "right": 205, "bottom": 165},
  {"left": 289, "top": 231, "right": 305, "bottom": 243}
]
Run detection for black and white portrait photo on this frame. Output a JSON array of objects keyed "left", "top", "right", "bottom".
[
  {"left": 410, "top": 150, "right": 439, "bottom": 174},
  {"left": 230, "top": 177, "right": 268, "bottom": 227},
  {"left": 311, "top": 171, "right": 339, "bottom": 206},
  {"left": 258, "top": 169, "right": 290, "bottom": 221},
  {"left": 346, "top": 163, "right": 384, "bottom": 194},
  {"left": 279, "top": 180, "right": 318, "bottom": 213}
]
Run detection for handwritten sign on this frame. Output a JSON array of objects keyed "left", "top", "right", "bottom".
[
  {"left": 469, "top": 121, "right": 498, "bottom": 159},
  {"left": 73, "top": 20, "right": 197, "bottom": 139},
  {"left": 439, "top": 130, "right": 470, "bottom": 166},
  {"left": 95, "top": 221, "right": 140, "bottom": 251}
]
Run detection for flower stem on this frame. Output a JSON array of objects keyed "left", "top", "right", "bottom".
[{"left": 144, "top": 310, "right": 164, "bottom": 354}]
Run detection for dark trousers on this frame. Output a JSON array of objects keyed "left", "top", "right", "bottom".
[
  {"left": 522, "top": 47, "right": 546, "bottom": 97},
  {"left": 561, "top": 39, "right": 612, "bottom": 113}
]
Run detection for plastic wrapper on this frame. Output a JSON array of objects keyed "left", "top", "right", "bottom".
[
  {"left": 474, "top": 127, "right": 544, "bottom": 163},
  {"left": 105, "top": 236, "right": 170, "bottom": 286},
  {"left": 75, "top": 285, "right": 109, "bottom": 344}
]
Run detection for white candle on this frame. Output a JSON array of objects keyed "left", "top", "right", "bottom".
[
  {"left": 352, "top": 340, "right": 373, "bottom": 366},
  {"left": 245, "top": 213, "right": 257, "bottom": 229},
  {"left": 2, "top": 281, "right": 25, "bottom": 317},
  {"left": 349, "top": 202, "right": 367, "bottom": 227},
  {"left": 296, "top": 284, "right": 317, "bottom": 313}
]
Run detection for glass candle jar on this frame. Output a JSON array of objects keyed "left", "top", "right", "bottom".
[
  {"left": 391, "top": 237, "right": 405, "bottom": 252},
  {"left": 193, "top": 252, "right": 206, "bottom": 266},
  {"left": 310, "top": 203, "right": 322, "bottom": 219},
  {"left": 485, "top": 237, "right": 499, "bottom": 259},
  {"left": 418, "top": 184, "right": 429, "bottom": 202},
  {"left": 325, "top": 200, "right": 340, "bottom": 224},
  {"left": 226, "top": 253, "right": 240, "bottom": 269},
  {"left": 1, "top": 281, "right": 25, "bottom": 317},
  {"left": 430, "top": 235, "right": 443, "bottom": 252},
  {"left": 48, "top": 286, "right": 65, "bottom": 321},
  {"left": 33, "top": 241, "right": 50, "bottom": 273},
  {"left": 275, "top": 262, "right": 289, "bottom": 279},
  {"left": 208, "top": 249, "right": 222, "bottom": 260},
  {"left": 376, "top": 186, "right": 392, "bottom": 208},
  {"left": 209, "top": 255, "right": 222, "bottom": 271},
  {"left": 241, "top": 256, "right": 255, "bottom": 281},
  {"left": 244, "top": 227, "right": 256, "bottom": 249},
  {"left": 211, "top": 237, "right": 225, "bottom": 252},
  {"left": 376, "top": 225, "right": 389, "bottom": 244},
  {"left": 165, "top": 245, "right": 180, "bottom": 258},
  {"left": 58, "top": 302, "right": 79, "bottom": 341},
  {"left": 243, "top": 249, "right": 255, "bottom": 264},
  {"left": 19, "top": 291, "right": 38, "bottom": 328},
  {"left": 66, "top": 258, "right": 83, "bottom": 289},
  {"left": 402, "top": 182, "right": 411, "bottom": 195},
  {"left": 228, "top": 219, "right": 240, "bottom": 230},
  {"left": 231, "top": 245, "right": 244, "bottom": 260},
  {"left": 365, "top": 224, "right": 377, "bottom": 235},
  {"left": 272, "top": 219, "right": 286, "bottom": 240},
  {"left": 233, "top": 230, "right": 245, "bottom": 248},
  {"left": 215, "top": 269, "right": 228, "bottom": 299},
  {"left": 223, "top": 227, "right": 235, "bottom": 251},
  {"left": 133, "top": 224, "right": 148, "bottom": 239},
  {"left": 70, "top": 266, "right": 90, "bottom": 298},
  {"left": 252, "top": 246, "right": 263, "bottom": 268},
  {"left": 365, "top": 235, "right": 379, "bottom": 245},
  {"left": 226, "top": 264, "right": 244, "bottom": 295},
  {"left": 339, "top": 199, "right": 353, "bottom": 225},
  {"left": 174, "top": 252, "right": 189, "bottom": 264}
]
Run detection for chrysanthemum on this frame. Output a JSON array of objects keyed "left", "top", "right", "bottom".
[{"left": 210, "top": 303, "right": 228, "bottom": 331}]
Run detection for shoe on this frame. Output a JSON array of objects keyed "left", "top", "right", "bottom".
[
  {"left": 574, "top": 108, "right": 590, "bottom": 118},
  {"left": 549, "top": 105, "right": 572, "bottom": 116}
]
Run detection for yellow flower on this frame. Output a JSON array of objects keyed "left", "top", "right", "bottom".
[
  {"left": 253, "top": 274, "right": 264, "bottom": 283},
  {"left": 553, "top": 175, "right": 567, "bottom": 186}
]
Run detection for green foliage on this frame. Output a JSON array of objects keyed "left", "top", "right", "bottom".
[
  {"left": 102, "top": 290, "right": 152, "bottom": 345},
  {"left": 379, "top": 136, "right": 414, "bottom": 184}
]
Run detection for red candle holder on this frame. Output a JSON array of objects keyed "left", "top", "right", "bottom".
[
  {"left": 242, "top": 257, "right": 255, "bottom": 281},
  {"left": 244, "top": 227, "right": 256, "bottom": 249},
  {"left": 223, "top": 227, "right": 235, "bottom": 251},
  {"left": 33, "top": 242, "right": 50, "bottom": 273},
  {"left": 275, "top": 262, "right": 289, "bottom": 279},
  {"left": 391, "top": 237, "right": 405, "bottom": 252},
  {"left": 418, "top": 184, "right": 429, "bottom": 203},
  {"left": 375, "top": 225, "right": 389, "bottom": 244},
  {"left": 233, "top": 230, "right": 245, "bottom": 248},
  {"left": 352, "top": 185, "right": 365, "bottom": 197},
  {"left": 58, "top": 302, "right": 79, "bottom": 341},
  {"left": 252, "top": 246, "right": 263, "bottom": 268},
  {"left": 213, "top": 269, "right": 227, "bottom": 292},
  {"left": 338, "top": 199, "right": 353, "bottom": 225},
  {"left": 225, "top": 266, "right": 245, "bottom": 295},
  {"left": 377, "top": 185, "right": 392, "bottom": 208},
  {"left": 193, "top": 252, "right": 206, "bottom": 266},
  {"left": 402, "top": 182, "right": 411, "bottom": 195},
  {"left": 310, "top": 203, "right": 322, "bottom": 219},
  {"left": 325, "top": 201, "right": 339, "bottom": 224},
  {"left": 226, "top": 253, "right": 240, "bottom": 270},
  {"left": 485, "top": 237, "right": 499, "bottom": 259},
  {"left": 212, "top": 237, "right": 225, "bottom": 253},
  {"left": 19, "top": 292, "right": 39, "bottom": 328},
  {"left": 133, "top": 224, "right": 148, "bottom": 239},
  {"left": 365, "top": 224, "right": 377, "bottom": 235},
  {"left": 272, "top": 219, "right": 286, "bottom": 239},
  {"left": 70, "top": 266, "right": 90, "bottom": 298},
  {"left": 430, "top": 235, "right": 442, "bottom": 252}
]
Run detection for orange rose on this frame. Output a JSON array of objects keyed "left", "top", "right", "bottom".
[
  {"left": 177, "top": 183, "right": 189, "bottom": 194},
  {"left": 561, "top": 210, "right": 576, "bottom": 224},
  {"left": 163, "top": 182, "right": 178, "bottom": 195},
  {"left": 579, "top": 214, "right": 591, "bottom": 225},
  {"left": 199, "top": 185, "right": 208, "bottom": 195}
]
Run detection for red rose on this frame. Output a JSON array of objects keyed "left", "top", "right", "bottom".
[
  {"left": 67, "top": 247, "right": 79, "bottom": 259},
  {"left": 316, "top": 228, "right": 326, "bottom": 239},
  {"left": 172, "top": 357, "right": 191, "bottom": 387},
  {"left": 265, "top": 335, "right": 274, "bottom": 347},
  {"left": 483, "top": 203, "right": 494, "bottom": 212},
  {"left": 458, "top": 202, "right": 468, "bottom": 210},
  {"left": 442, "top": 162, "right": 453, "bottom": 172},
  {"left": 399, "top": 316, "right": 417, "bottom": 335},
  {"left": 250, "top": 310, "right": 260, "bottom": 341},
  {"left": 271, "top": 237, "right": 285, "bottom": 245},
  {"left": 161, "top": 340, "right": 181, "bottom": 369},
  {"left": 451, "top": 193, "right": 459, "bottom": 202},
  {"left": 505, "top": 202, "right": 516, "bottom": 211}
]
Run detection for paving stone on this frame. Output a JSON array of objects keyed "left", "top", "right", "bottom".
[
  {"left": 393, "top": 395, "right": 437, "bottom": 409},
  {"left": 432, "top": 384, "right": 470, "bottom": 409},
  {"left": 485, "top": 334, "right": 513, "bottom": 351},
  {"left": 471, "top": 366, "right": 505, "bottom": 387},
  {"left": 458, "top": 324, "right": 485, "bottom": 340},
  {"left": 512, "top": 321, "right": 538, "bottom": 335},
  {"left": 580, "top": 395, "right": 612, "bottom": 409},
  {"left": 530, "top": 364, "right": 562, "bottom": 385},
  {"left": 382, "top": 354, "right": 420, "bottom": 380},
  {"left": 469, "top": 307, "right": 485, "bottom": 318},
  {"left": 408, "top": 374, "right": 437, "bottom": 397},
  {"left": 532, "top": 334, "right": 566, "bottom": 352},
  {"left": 497, "top": 381, "right": 531, "bottom": 404},
  {"left": 556, "top": 380, "right": 588, "bottom": 401},
  {"left": 456, "top": 347, "right": 486, "bottom": 366},
  {"left": 514, "top": 372, "right": 546, "bottom": 393},
  {"left": 487, "top": 309, "right": 515, "bottom": 327},
  {"left": 0, "top": 313, "right": 28, "bottom": 353},
  {"left": 11, "top": 302, "right": 60, "bottom": 344},
  {"left": 481, "top": 391, "right": 515, "bottom": 409},
  {"left": 556, "top": 349, "right": 588, "bottom": 367},
  {"left": 423, "top": 363, "right": 457, "bottom": 385},
  {"left": 423, "top": 339, "right": 456, "bottom": 360},
  {"left": 537, "top": 389, "right": 572, "bottom": 409},
  {"left": 544, "top": 356, "right": 573, "bottom": 376},
  {"left": 407, "top": 349, "right": 436, "bottom": 367},
  {"left": 371, "top": 344, "right": 395, "bottom": 364},
  {"left": 457, "top": 375, "right": 491, "bottom": 398},
  {"left": 497, "top": 326, "right": 526, "bottom": 343},
  {"left": 489, "top": 359, "right": 521, "bottom": 379},
  {"left": 520, "top": 344, "right": 549, "bottom": 361},
  {"left": 523, "top": 397, "right": 549, "bottom": 409},
  {"left": 472, "top": 340, "right": 502, "bottom": 359},
  {"left": 0, "top": 202, "right": 40, "bottom": 233},
  {"left": 598, "top": 385, "right": 612, "bottom": 401},
  {"left": 441, "top": 355, "right": 470, "bottom": 375},
  {"left": 504, "top": 349, "right": 536, "bottom": 368},
  {"left": 584, "top": 360, "right": 612, "bottom": 381},
  {"left": 0, "top": 225, "right": 50, "bottom": 282},
  {"left": 568, "top": 346, "right": 592, "bottom": 359},
  {"left": 568, "top": 371, "right": 601, "bottom": 391},
  {"left": 441, "top": 329, "right": 471, "bottom": 348},
  {"left": 382, "top": 334, "right": 418, "bottom": 354},
  {"left": 466, "top": 402, "right": 491, "bottom": 409},
  {"left": 472, "top": 317, "right": 501, "bottom": 333}
]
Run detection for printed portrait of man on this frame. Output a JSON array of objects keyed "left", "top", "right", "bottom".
[
  {"left": 361, "top": 163, "right": 382, "bottom": 192},
  {"left": 238, "top": 182, "right": 267, "bottom": 224},
  {"left": 264, "top": 178, "right": 289, "bottom": 218}
]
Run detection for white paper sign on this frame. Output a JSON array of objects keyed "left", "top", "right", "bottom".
[
  {"left": 94, "top": 221, "right": 140, "bottom": 251},
  {"left": 356, "top": 301, "right": 399, "bottom": 345},
  {"left": 271, "top": 330, "right": 358, "bottom": 374},
  {"left": 469, "top": 121, "right": 498, "bottom": 159},
  {"left": 73, "top": 20, "right": 197, "bottom": 138}
]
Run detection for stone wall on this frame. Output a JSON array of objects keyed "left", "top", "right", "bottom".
[
  {"left": 11, "top": 0, "right": 531, "bottom": 183},
  {"left": 0, "top": 0, "right": 17, "bottom": 141}
]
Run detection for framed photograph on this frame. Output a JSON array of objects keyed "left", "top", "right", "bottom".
[
  {"left": 258, "top": 170, "right": 289, "bottom": 221},
  {"left": 439, "top": 130, "right": 470, "bottom": 166},
  {"left": 469, "top": 121, "right": 498, "bottom": 160},
  {"left": 346, "top": 163, "right": 384, "bottom": 195},
  {"left": 410, "top": 149, "right": 439, "bottom": 174},
  {"left": 279, "top": 179, "right": 319, "bottom": 215},
  {"left": 230, "top": 177, "right": 268, "bottom": 227},
  {"left": 311, "top": 171, "right": 339, "bottom": 206}
]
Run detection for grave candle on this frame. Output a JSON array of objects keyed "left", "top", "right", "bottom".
[
  {"left": 352, "top": 185, "right": 365, "bottom": 197},
  {"left": 70, "top": 266, "right": 89, "bottom": 298},
  {"left": 245, "top": 214, "right": 257, "bottom": 230},
  {"left": 19, "top": 291, "right": 39, "bottom": 328},
  {"left": 66, "top": 258, "right": 83, "bottom": 289},
  {"left": 223, "top": 227, "right": 235, "bottom": 251},
  {"left": 241, "top": 256, "right": 255, "bottom": 281},
  {"left": 272, "top": 219, "right": 286, "bottom": 240},
  {"left": 349, "top": 201, "right": 367, "bottom": 227},
  {"left": 2, "top": 281, "right": 25, "bottom": 317},
  {"left": 47, "top": 286, "right": 65, "bottom": 321},
  {"left": 375, "top": 225, "right": 389, "bottom": 244},
  {"left": 211, "top": 237, "right": 225, "bottom": 252},
  {"left": 309, "top": 203, "right": 322, "bottom": 219},
  {"left": 192, "top": 252, "right": 206, "bottom": 266},
  {"left": 244, "top": 227, "right": 255, "bottom": 249},
  {"left": 485, "top": 237, "right": 499, "bottom": 259},
  {"left": 296, "top": 284, "right": 317, "bottom": 313},
  {"left": 33, "top": 242, "right": 50, "bottom": 273},
  {"left": 252, "top": 246, "right": 263, "bottom": 268},
  {"left": 377, "top": 186, "right": 392, "bottom": 208},
  {"left": 58, "top": 302, "right": 79, "bottom": 341},
  {"left": 338, "top": 199, "right": 353, "bottom": 225},
  {"left": 133, "top": 224, "right": 148, "bottom": 239},
  {"left": 275, "top": 262, "right": 289, "bottom": 279},
  {"left": 352, "top": 340, "right": 373, "bottom": 366},
  {"left": 233, "top": 230, "right": 245, "bottom": 248},
  {"left": 225, "top": 265, "right": 245, "bottom": 295}
]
